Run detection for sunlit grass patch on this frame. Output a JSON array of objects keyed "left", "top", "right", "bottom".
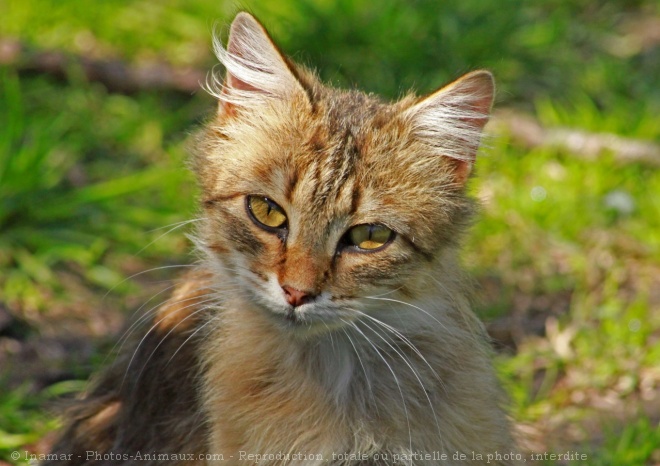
[
  {"left": 581, "top": 418, "right": 660, "bottom": 466},
  {"left": 0, "top": 71, "right": 204, "bottom": 313}
]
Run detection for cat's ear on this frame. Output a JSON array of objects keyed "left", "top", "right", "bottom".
[
  {"left": 404, "top": 70, "right": 495, "bottom": 186},
  {"left": 210, "top": 13, "right": 307, "bottom": 115}
]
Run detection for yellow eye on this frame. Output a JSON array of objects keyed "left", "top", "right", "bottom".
[
  {"left": 247, "top": 196, "right": 287, "bottom": 229},
  {"left": 347, "top": 224, "right": 394, "bottom": 250}
]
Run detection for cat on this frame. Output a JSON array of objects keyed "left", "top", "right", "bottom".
[{"left": 44, "top": 12, "right": 518, "bottom": 466}]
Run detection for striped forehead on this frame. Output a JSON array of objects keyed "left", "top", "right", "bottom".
[
  {"left": 287, "top": 129, "right": 360, "bottom": 221},
  {"left": 286, "top": 89, "right": 390, "bottom": 216}
]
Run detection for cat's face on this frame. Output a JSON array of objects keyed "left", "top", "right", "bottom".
[{"left": 194, "top": 13, "right": 493, "bottom": 334}]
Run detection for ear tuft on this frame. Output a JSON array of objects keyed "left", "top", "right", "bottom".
[
  {"left": 206, "top": 12, "right": 305, "bottom": 114},
  {"left": 404, "top": 70, "right": 495, "bottom": 185}
]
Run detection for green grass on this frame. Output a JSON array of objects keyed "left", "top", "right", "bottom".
[
  {"left": 0, "top": 382, "right": 85, "bottom": 465},
  {"left": 591, "top": 419, "right": 660, "bottom": 466},
  {"left": 0, "top": 70, "right": 201, "bottom": 311},
  {"left": 0, "top": 388, "right": 47, "bottom": 452},
  {"left": 1, "top": 0, "right": 659, "bottom": 464}
]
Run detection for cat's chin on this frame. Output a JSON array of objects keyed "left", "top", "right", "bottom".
[{"left": 258, "top": 303, "right": 352, "bottom": 337}]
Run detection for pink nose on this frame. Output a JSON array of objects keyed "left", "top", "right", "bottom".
[{"left": 282, "top": 285, "right": 314, "bottom": 307}]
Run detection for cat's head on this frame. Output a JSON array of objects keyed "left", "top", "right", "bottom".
[{"left": 194, "top": 13, "right": 494, "bottom": 334}]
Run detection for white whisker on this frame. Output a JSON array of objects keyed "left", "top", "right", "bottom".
[
  {"left": 352, "top": 309, "right": 441, "bottom": 381},
  {"left": 358, "top": 318, "right": 442, "bottom": 438},
  {"left": 136, "top": 218, "right": 205, "bottom": 256},
  {"left": 363, "top": 296, "right": 450, "bottom": 333},
  {"left": 102, "top": 264, "right": 197, "bottom": 299},
  {"left": 368, "top": 286, "right": 405, "bottom": 298},
  {"left": 114, "top": 284, "right": 179, "bottom": 348},
  {"left": 114, "top": 288, "right": 215, "bottom": 356},
  {"left": 349, "top": 321, "right": 413, "bottom": 459},
  {"left": 323, "top": 322, "right": 337, "bottom": 357},
  {"left": 121, "top": 295, "right": 220, "bottom": 387},
  {"left": 136, "top": 304, "right": 217, "bottom": 381},
  {"left": 166, "top": 316, "right": 218, "bottom": 366},
  {"left": 146, "top": 218, "right": 207, "bottom": 234},
  {"left": 340, "top": 323, "right": 380, "bottom": 418}
]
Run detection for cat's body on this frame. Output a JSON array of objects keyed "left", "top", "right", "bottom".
[{"left": 46, "top": 13, "right": 517, "bottom": 466}]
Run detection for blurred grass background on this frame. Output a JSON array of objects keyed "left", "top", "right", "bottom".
[{"left": 1, "top": 0, "right": 659, "bottom": 464}]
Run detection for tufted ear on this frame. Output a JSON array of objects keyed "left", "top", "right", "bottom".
[
  {"left": 210, "top": 12, "right": 307, "bottom": 115},
  {"left": 404, "top": 70, "right": 495, "bottom": 185}
]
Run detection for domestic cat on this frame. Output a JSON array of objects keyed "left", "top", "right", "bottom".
[{"left": 45, "top": 12, "right": 517, "bottom": 466}]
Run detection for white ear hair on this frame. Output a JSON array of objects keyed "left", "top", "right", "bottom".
[
  {"left": 206, "top": 13, "right": 305, "bottom": 109},
  {"left": 403, "top": 71, "right": 494, "bottom": 171}
]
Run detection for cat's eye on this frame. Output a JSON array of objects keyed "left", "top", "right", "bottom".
[
  {"left": 247, "top": 195, "right": 287, "bottom": 230},
  {"left": 345, "top": 224, "right": 394, "bottom": 251}
]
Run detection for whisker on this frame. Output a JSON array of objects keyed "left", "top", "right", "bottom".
[
  {"left": 114, "top": 283, "right": 179, "bottom": 347},
  {"left": 166, "top": 316, "right": 218, "bottom": 366},
  {"left": 352, "top": 309, "right": 441, "bottom": 381},
  {"left": 121, "top": 295, "right": 221, "bottom": 387},
  {"left": 136, "top": 218, "right": 206, "bottom": 256},
  {"left": 102, "top": 264, "right": 197, "bottom": 299},
  {"left": 368, "top": 285, "right": 405, "bottom": 298},
  {"left": 349, "top": 321, "right": 413, "bottom": 457},
  {"left": 146, "top": 217, "right": 207, "bottom": 234},
  {"left": 340, "top": 323, "right": 380, "bottom": 418},
  {"left": 114, "top": 288, "right": 216, "bottom": 356},
  {"left": 324, "top": 322, "right": 337, "bottom": 357},
  {"left": 118, "top": 280, "right": 243, "bottom": 352},
  {"left": 135, "top": 304, "right": 216, "bottom": 382},
  {"left": 363, "top": 296, "right": 450, "bottom": 333},
  {"left": 358, "top": 318, "right": 442, "bottom": 438},
  {"left": 420, "top": 270, "right": 481, "bottom": 332}
]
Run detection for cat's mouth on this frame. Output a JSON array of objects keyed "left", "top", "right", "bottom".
[
  {"left": 282, "top": 306, "right": 325, "bottom": 329},
  {"left": 285, "top": 308, "right": 305, "bottom": 325},
  {"left": 270, "top": 303, "right": 348, "bottom": 335},
  {"left": 254, "top": 300, "right": 315, "bottom": 329},
  {"left": 250, "top": 277, "right": 352, "bottom": 333}
]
